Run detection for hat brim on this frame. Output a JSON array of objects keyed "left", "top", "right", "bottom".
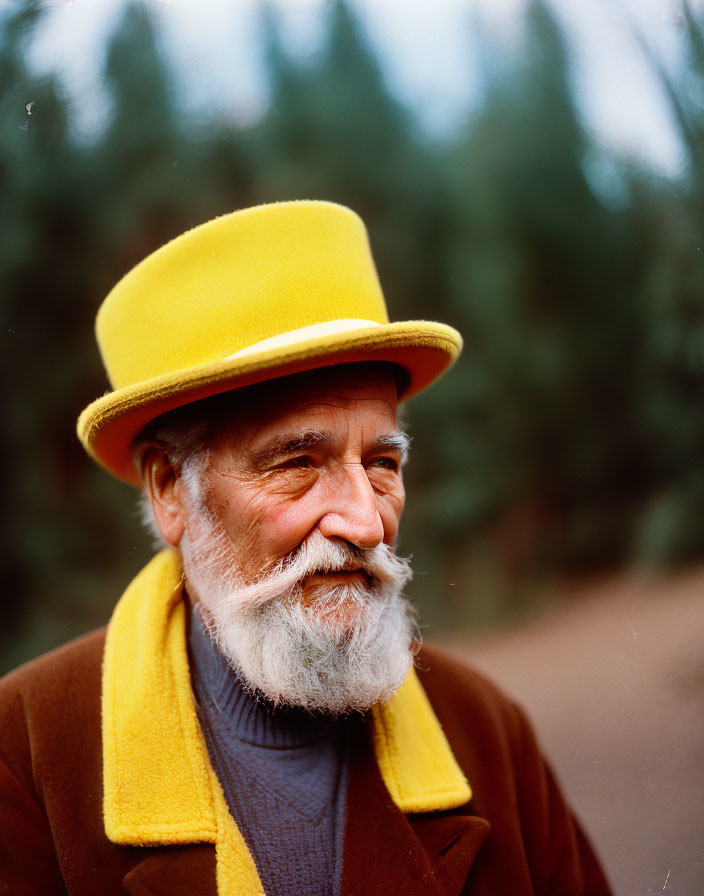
[{"left": 77, "top": 320, "right": 462, "bottom": 486}]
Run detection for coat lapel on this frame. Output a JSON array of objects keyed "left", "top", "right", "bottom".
[
  {"left": 121, "top": 844, "right": 217, "bottom": 895},
  {"left": 370, "top": 666, "right": 472, "bottom": 813},
  {"left": 409, "top": 813, "right": 491, "bottom": 895},
  {"left": 341, "top": 723, "right": 489, "bottom": 896}
]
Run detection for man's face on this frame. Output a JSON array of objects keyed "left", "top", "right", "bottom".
[
  {"left": 168, "top": 365, "right": 417, "bottom": 713},
  {"left": 189, "top": 365, "right": 407, "bottom": 596}
]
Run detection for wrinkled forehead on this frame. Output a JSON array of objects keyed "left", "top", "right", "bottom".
[
  {"left": 207, "top": 363, "right": 401, "bottom": 447},
  {"left": 241, "top": 362, "right": 399, "bottom": 417},
  {"left": 133, "top": 362, "right": 406, "bottom": 465}
]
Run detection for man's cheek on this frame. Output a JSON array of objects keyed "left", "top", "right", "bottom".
[
  {"left": 259, "top": 508, "right": 317, "bottom": 559},
  {"left": 383, "top": 487, "right": 405, "bottom": 521}
]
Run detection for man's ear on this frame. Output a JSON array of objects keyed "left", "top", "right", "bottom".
[{"left": 140, "top": 444, "right": 187, "bottom": 547}]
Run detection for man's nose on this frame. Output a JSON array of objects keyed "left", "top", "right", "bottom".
[{"left": 317, "top": 463, "right": 384, "bottom": 549}]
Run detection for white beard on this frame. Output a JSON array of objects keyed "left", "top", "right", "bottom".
[{"left": 180, "top": 511, "right": 418, "bottom": 715}]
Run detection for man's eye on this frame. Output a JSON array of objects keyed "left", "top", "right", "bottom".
[
  {"left": 281, "top": 456, "right": 313, "bottom": 470},
  {"left": 369, "top": 457, "right": 398, "bottom": 472}
]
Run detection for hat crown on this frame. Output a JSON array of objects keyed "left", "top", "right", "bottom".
[
  {"left": 97, "top": 201, "right": 389, "bottom": 390},
  {"left": 79, "top": 200, "right": 462, "bottom": 485}
]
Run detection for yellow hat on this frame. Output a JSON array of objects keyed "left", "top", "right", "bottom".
[{"left": 77, "top": 200, "right": 462, "bottom": 485}]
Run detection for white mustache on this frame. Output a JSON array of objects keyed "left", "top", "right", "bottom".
[{"left": 223, "top": 531, "right": 413, "bottom": 610}]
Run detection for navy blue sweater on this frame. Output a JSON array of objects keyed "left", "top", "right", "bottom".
[{"left": 188, "top": 606, "right": 354, "bottom": 896}]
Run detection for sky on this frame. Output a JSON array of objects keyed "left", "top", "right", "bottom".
[{"left": 25, "top": 0, "right": 697, "bottom": 177}]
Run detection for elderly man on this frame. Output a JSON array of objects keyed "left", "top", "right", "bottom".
[{"left": 0, "top": 201, "right": 611, "bottom": 895}]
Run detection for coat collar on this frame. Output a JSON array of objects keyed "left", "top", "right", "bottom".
[{"left": 102, "top": 549, "right": 474, "bottom": 893}]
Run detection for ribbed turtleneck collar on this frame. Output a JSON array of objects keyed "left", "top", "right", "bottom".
[{"left": 187, "top": 602, "right": 340, "bottom": 750}]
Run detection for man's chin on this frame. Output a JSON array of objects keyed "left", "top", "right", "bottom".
[
  {"left": 298, "top": 580, "right": 377, "bottom": 631},
  {"left": 214, "top": 593, "right": 416, "bottom": 715}
]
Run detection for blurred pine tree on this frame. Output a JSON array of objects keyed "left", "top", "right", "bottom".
[{"left": 628, "top": 2, "right": 704, "bottom": 566}]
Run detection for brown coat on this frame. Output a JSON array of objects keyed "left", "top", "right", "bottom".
[{"left": 0, "top": 626, "right": 612, "bottom": 895}]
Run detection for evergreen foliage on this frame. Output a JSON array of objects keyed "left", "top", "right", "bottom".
[{"left": 1, "top": 0, "right": 703, "bottom": 668}]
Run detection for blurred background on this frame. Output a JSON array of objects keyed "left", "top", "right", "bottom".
[{"left": 1, "top": 0, "right": 703, "bottom": 891}]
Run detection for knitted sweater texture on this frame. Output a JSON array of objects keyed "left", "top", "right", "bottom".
[{"left": 188, "top": 606, "right": 353, "bottom": 896}]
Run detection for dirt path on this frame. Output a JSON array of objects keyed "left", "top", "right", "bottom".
[{"left": 443, "top": 567, "right": 704, "bottom": 896}]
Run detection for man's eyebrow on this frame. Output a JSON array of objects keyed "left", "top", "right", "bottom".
[
  {"left": 248, "top": 429, "right": 411, "bottom": 469},
  {"left": 372, "top": 432, "right": 411, "bottom": 464},
  {"left": 248, "top": 430, "right": 330, "bottom": 468}
]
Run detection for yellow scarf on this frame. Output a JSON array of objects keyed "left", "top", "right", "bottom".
[{"left": 102, "top": 549, "right": 471, "bottom": 894}]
